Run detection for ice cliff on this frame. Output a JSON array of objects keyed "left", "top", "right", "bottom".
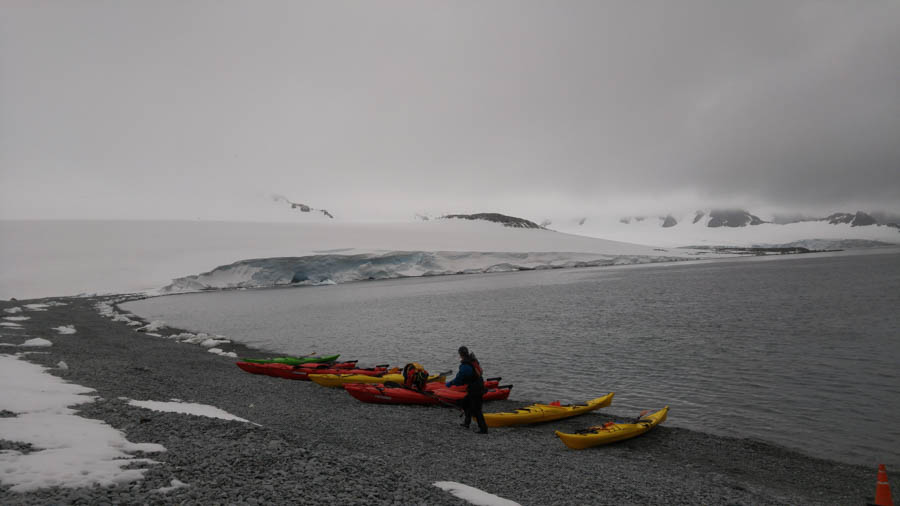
[{"left": 161, "top": 251, "right": 685, "bottom": 293}]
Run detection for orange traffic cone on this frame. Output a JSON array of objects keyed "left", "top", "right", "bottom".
[{"left": 875, "top": 464, "right": 894, "bottom": 506}]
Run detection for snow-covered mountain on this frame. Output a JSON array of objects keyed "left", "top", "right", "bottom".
[{"left": 553, "top": 209, "right": 900, "bottom": 248}]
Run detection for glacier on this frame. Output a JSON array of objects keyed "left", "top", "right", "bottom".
[
  {"left": 161, "top": 250, "right": 688, "bottom": 293},
  {"left": 1, "top": 219, "right": 703, "bottom": 300}
]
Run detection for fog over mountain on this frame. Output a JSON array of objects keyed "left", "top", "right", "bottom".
[{"left": 1, "top": 1, "right": 898, "bottom": 222}]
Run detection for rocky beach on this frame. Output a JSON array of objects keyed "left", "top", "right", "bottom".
[{"left": 0, "top": 295, "right": 876, "bottom": 505}]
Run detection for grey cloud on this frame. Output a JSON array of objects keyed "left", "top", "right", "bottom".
[{"left": 1, "top": 1, "right": 898, "bottom": 221}]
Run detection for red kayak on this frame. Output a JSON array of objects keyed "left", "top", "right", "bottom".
[
  {"left": 236, "top": 360, "right": 393, "bottom": 380},
  {"left": 344, "top": 382, "right": 512, "bottom": 405}
]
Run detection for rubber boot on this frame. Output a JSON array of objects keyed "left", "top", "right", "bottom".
[{"left": 474, "top": 414, "right": 488, "bottom": 434}]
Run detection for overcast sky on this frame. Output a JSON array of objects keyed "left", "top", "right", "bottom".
[{"left": 2, "top": 1, "right": 898, "bottom": 222}]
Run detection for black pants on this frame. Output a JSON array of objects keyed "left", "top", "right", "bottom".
[{"left": 462, "top": 390, "right": 487, "bottom": 433}]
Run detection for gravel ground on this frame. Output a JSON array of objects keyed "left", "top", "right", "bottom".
[{"left": 0, "top": 295, "right": 876, "bottom": 505}]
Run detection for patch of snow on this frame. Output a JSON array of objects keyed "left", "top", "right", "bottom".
[
  {"left": 57, "top": 361, "right": 69, "bottom": 370},
  {"left": 95, "top": 301, "right": 122, "bottom": 319},
  {"left": 154, "top": 478, "right": 189, "bottom": 494},
  {"left": 0, "top": 354, "right": 165, "bottom": 492},
  {"left": 433, "top": 481, "right": 521, "bottom": 506},
  {"left": 21, "top": 338, "right": 52, "bottom": 347},
  {"left": 3, "top": 315, "right": 30, "bottom": 321},
  {"left": 179, "top": 333, "right": 213, "bottom": 344},
  {"left": 207, "top": 348, "right": 238, "bottom": 358},
  {"left": 199, "top": 338, "right": 230, "bottom": 348},
  {"left": 23, "top": 304, "right": 49, "bottom": 311},
  {"left": 4, "top": 307, "right": 23, "bottom": 313},
  {"left": 52, "top": 325, "right": 76, "bottom": 335},
  {"left": 126, "top": 399, "right": 253, "bottom": 423},
  {"left": 1, "top": 321, "right": 23, "bottom": 328},
  {"left": 136, "top": 320, "right": 167, "bottom": 332}
]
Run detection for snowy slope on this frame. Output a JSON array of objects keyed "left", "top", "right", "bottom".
[
  {"left": 0, "top": 219, "right": 701, "bottom": 300},
  {"left": 552, "top": 213, "right": 900, "bottom": 248}
]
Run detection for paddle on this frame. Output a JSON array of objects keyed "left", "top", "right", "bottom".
[
  {"left": 429, "top": 370, "right": 453, "bottom": 382},
  {"left": 632, "top": 409, "right": 653, "bottom": 423}
]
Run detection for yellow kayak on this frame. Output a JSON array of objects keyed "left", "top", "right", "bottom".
[
  {"left": 555, "top": 406, "right": 669, "bottom": 449},
  {"left": 309, "top": 372, "right": 447, "bottom": 388},
  {"left": 484, "top": 393, "right": 614, "bottom": 427}
]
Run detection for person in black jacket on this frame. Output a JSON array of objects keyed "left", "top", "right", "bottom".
[{"left": 446, "top": 346, "right": 487, "bottom": 434}]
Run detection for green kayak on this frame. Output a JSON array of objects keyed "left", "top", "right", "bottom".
[{"left": 240, "top": 354, "right": 340, "bottom": 365}]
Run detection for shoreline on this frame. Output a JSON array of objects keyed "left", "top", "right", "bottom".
[{"left": 1, "top": 294, "right": 876, "bottom": 505}]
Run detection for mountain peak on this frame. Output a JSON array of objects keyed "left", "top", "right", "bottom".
[
  {"left": 825, "top": 211, "right": 876, "bottom": 227},
  {"left": 442, "top": 213, "right": 544, "bottom": 229},
  {"left": 707, "top": 209, "right": 765, "bottom": 228}
]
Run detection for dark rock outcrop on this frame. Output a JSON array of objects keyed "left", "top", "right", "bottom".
[
  {"left": 707, "top": 209, "right": 765, "bottom": 228},
  {"left": 442, "top": 213, "right": 544, "bottom": 229},
  {"left": 661, "top": 215, "right": 678, "bottom": 228},
  {"left": 825, "top": 211, "right": 876, "bottom": 227}
]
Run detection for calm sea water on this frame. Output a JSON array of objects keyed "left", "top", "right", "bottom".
[{"left": 124, "top": 249, "right": 900, "bottom": 468}]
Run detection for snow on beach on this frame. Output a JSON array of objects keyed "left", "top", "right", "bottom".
[
  {"left": 20, "top": 338, "right": 53, "bottom": 347},
  {"left": 0, "top": 354, "right": 165, "bottom": 492},
  {"left": 93, "top": 299, "right": 243, "bottom": 358},
  {"left": 126, "top": 399, "right": 254, "bottom": 424},
  {"left": 434, "top": 482, "right": 522, "bottom": 506},
  {"left": 0, "top": 219, "right": 700, "bottom": 300},
  {"left": 1, "top": 338, "right": 54, "bottom": 348},
  {"left": 0, "top": 353, "right": 260, "bottom": 493}
]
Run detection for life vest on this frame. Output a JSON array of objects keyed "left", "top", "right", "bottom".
[
  {"left": 462, "top": 357, "right": 482, "bottom": 379},
  {"left": 460, "top": 357, "right": 484, "bottom": 393},
  {"left": 402, "top": 362, "right": 429, "bottom": 391}
]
